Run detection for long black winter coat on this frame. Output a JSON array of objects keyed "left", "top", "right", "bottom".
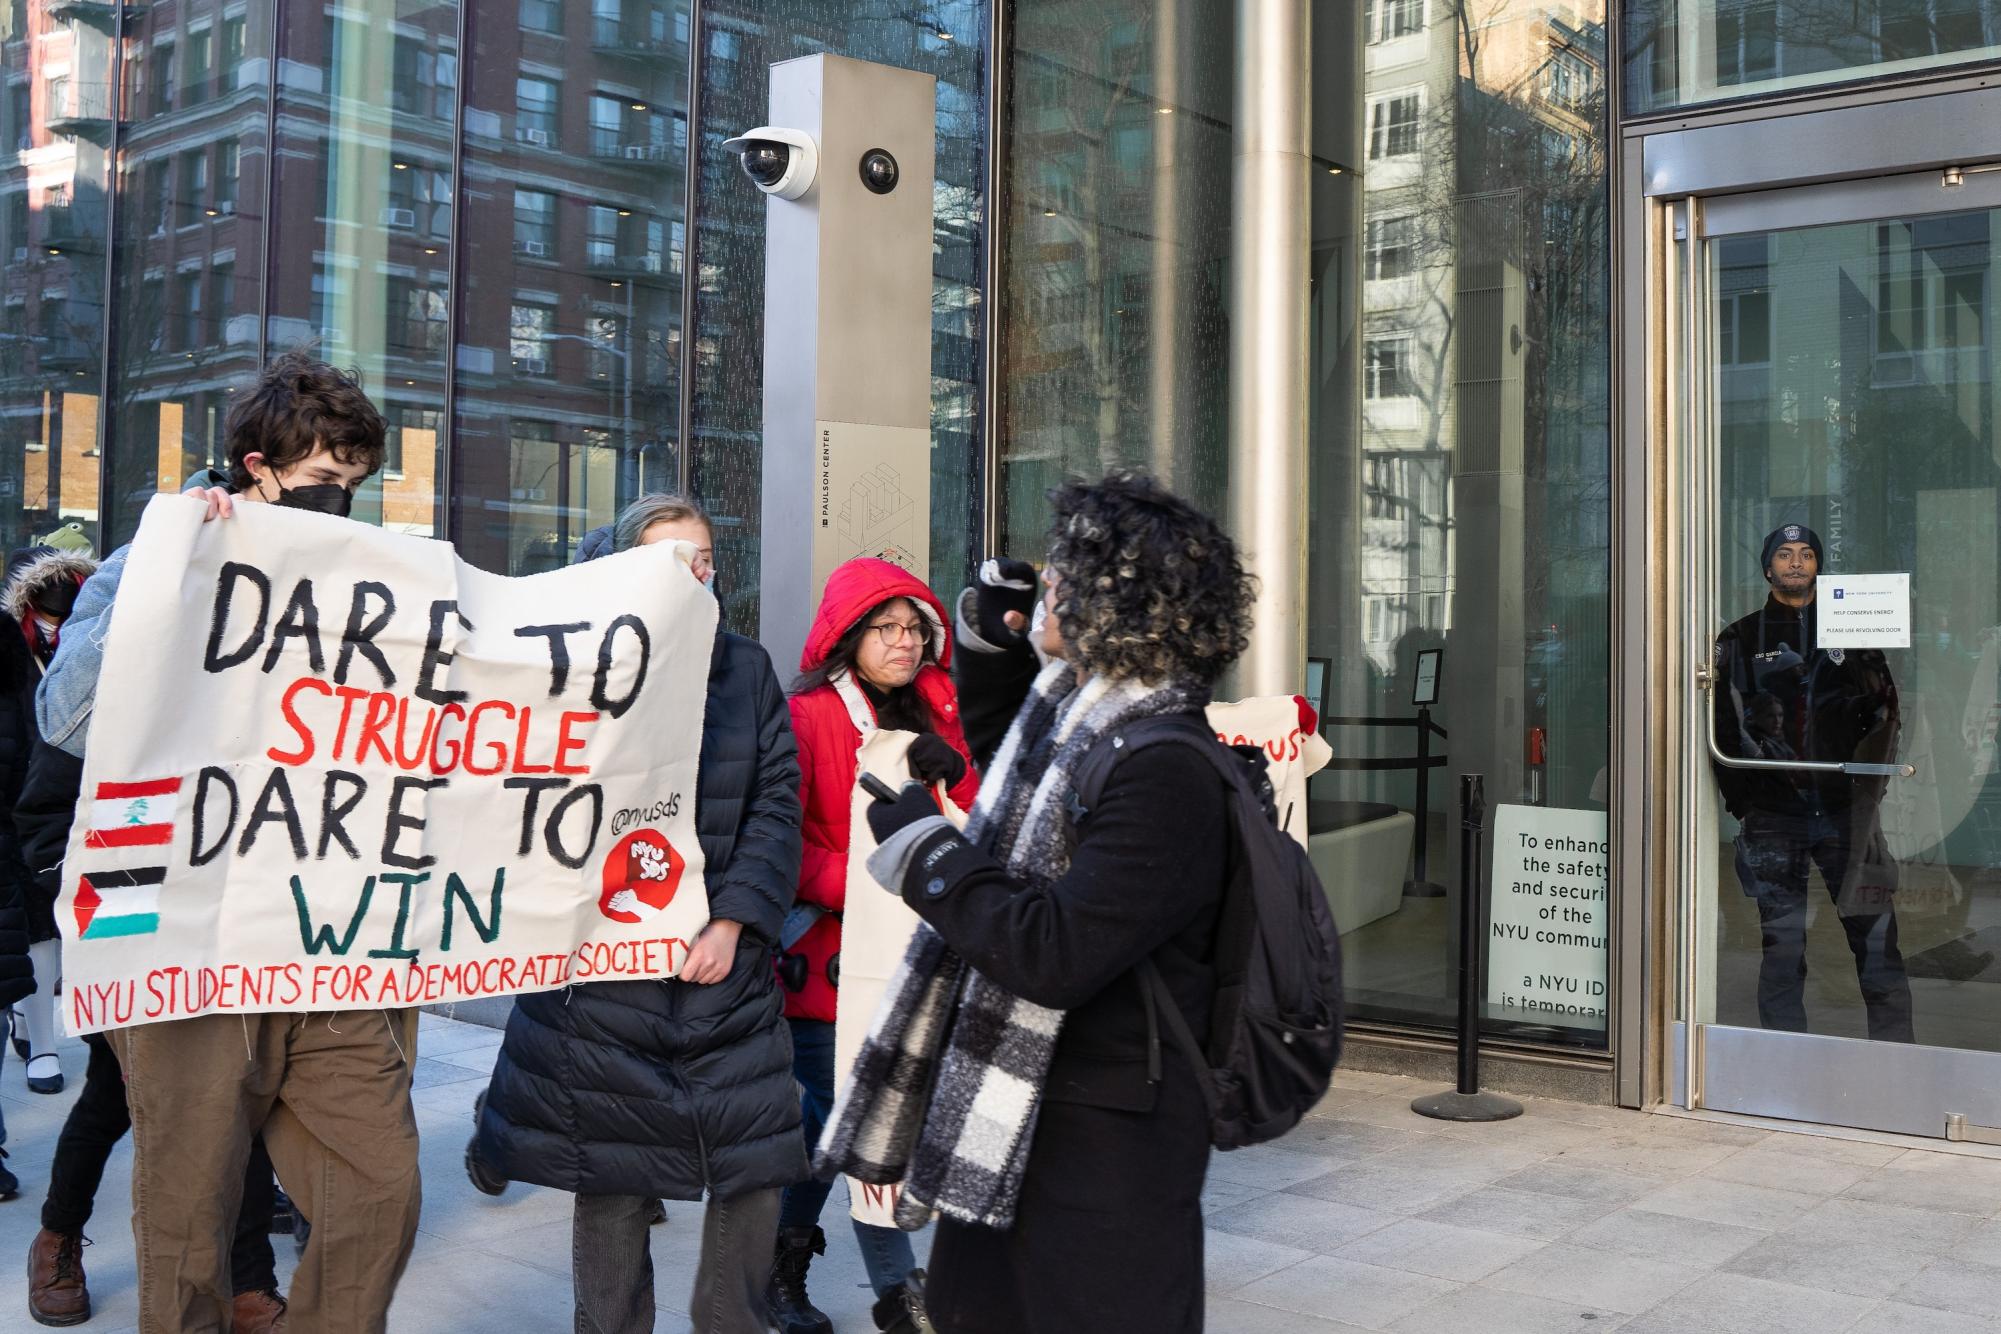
[
  {"left": 897, "top": 629, "right": 1231, "bottom": 1334},
  {"left": 1, "top": 739, "right": 81, "bottom": 1008},
  {"left": 475, "top": 629, "right": 811, "bottom": 1200},
  {"left": 2, "top": 548, "right": 93, "bottom": 942}
]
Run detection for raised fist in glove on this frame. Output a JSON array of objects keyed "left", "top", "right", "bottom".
[
  {"left": 906, "top": 733, "right": 968, "bottom": 790},
  {"left": 970, "top": 558, "right": 1038, "bottom": 644}
]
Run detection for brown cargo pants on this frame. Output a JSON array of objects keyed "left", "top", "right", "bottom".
[{"left": 110, "top": 1008, "right": 422, "bottom": 1334}]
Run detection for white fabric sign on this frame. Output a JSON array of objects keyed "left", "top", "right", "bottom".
[
  {"left": 1818, "top": 573, "right": 1912, "bottom": 649},
  {"left": 60, "top": 495, "right": 717, "bottom": 1034},
  {"left": 837, "top": 730, "right": 967, "bottom": 1226},
  {"left": 1206, "top": 696, "right": 1334, "bottom": 849}
]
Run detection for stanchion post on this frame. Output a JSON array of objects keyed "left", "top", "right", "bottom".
[
  {"left": 1404, "top": 706, "right": 1445, "bottom": 897},
  {"left": 1412, "top": 773, "right": 1523, "bottom": 1122}
]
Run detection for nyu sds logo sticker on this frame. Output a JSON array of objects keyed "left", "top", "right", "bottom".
[{"left": 598, "top": 828, "right": 687, "bottom": 923}]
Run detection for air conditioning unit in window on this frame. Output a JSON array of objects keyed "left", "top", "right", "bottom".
[
  {"left": 381, "top": 207, "right": 417, "bottom": 229},
  {"left": 516, "top": 239, "right": 549, "bottom": 258},
  {"left": 624, "top": 144, "right": 650, "bottom": 160},
  {"left": 216, "top": 200, "right": 235, "bottom": 216},
  {"left": 519, "top": 356, "right": 549, "bottom": 375},
  {"left": 518, "top": 127, "right": 552, "bottom": 147}
]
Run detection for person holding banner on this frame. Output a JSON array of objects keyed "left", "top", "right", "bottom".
[
  {"left": 829, "top": 473, "right": 1252, "bottom": 1334},
  {"left": 34, "top": 351, "right": 414, "bottom": 1333},
  {"left": 470, "top": 493, "right": 810, "bottom": 1334},
  {"left": 770, "top": 558, "right": 977, "bottom": 1334}
]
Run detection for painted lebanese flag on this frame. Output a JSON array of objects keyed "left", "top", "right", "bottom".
[{"left": 73, "top": 776, "right": 180, "bottom": 940}]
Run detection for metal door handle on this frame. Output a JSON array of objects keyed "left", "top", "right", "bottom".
[{"left": 1703, "top": 680, "right": 1916, "bottom": 779}]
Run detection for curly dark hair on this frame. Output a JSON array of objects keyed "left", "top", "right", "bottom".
[
  {"left": 1045, "top": 472, "right": 1255, "bottom": 685},
  {"left": 224, "top": 348, "right": 387, "bottom": 492}
]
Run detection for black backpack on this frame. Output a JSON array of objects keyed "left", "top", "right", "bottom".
[{"left": 1069, "top": 714, "right": 1344, "bottom": 1149}]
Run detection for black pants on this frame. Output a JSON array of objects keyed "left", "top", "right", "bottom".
[
  {"left": 1734, "top": 809, "right": 1915, "bottom": 1043},
  {"left": 41, "top": 1032, "right": 280, "bottom": 1293}
]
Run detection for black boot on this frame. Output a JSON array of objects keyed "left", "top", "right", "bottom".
[
  {"left": 766, "top": 1226, "right": 833, "bottom": 1334},
  {"left": 872, "top": 1268, "right": 937, "bottom": 1334}
]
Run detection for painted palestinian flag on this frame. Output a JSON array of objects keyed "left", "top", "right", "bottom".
[{"left": 73, "top": 776, "right": 180, "bottom": 939}]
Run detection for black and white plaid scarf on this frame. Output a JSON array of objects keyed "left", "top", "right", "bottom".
[{"left": 818, "top": 660, "right": 1203, "bottom": 1229}]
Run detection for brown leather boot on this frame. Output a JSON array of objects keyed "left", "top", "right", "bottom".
[
  {"left": 26, "top": 1227, "right": 90, "bottom": 1327},
  {"left": 230, "top": 1286, "right": 287, "bottom": 1334}
]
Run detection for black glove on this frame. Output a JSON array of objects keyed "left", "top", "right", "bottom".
[
  {"left": 868, "top": 780, "right": 941, "bottom": 845},
  {"left": 906, "top": 733, "right": 968, "bottom": 789},
  {"left": 971, "top": 558, "right": 1038, "bottom": 645}
]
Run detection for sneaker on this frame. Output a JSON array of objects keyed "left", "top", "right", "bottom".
[
  {"left": 27, "top": 1227, "right": 90, "bottom": 1327},
  {"left": 25, "top": 1054, "right": 62, "bottom": 1095},
  {"left": 268, "top": 1184, "right": 295, "bottom": 1235}
]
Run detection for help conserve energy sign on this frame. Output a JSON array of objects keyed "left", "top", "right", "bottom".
[
  {"left": 1817, "top": 573, "right": 1912, "bottom": 649},
  {"left": 1486, "top": 804, "right": 1608, "bottom": 1031},
  {"left": 59, "top": 495, "right": 717, "bottom": 1034}
]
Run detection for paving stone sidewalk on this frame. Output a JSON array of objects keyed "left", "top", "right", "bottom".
[{"left": 6, "top": 1011, "right": 2001, "bottom": 1332}]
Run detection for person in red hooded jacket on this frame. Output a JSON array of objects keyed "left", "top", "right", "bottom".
[{"left": 768, "top": 557, "right": 978, "bottom": 1334}]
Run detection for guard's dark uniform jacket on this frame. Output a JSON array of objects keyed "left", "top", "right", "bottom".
[{"left": 1711, "top": 593, "right": 1900, "bottom": 819}]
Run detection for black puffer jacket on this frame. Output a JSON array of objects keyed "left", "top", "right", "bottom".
[
  {"left": 2, "top": 739, "right": 80, "bottom": 1007},
  {"left": 475, "top": 629, "right": 810, "bottom": 1199},
  {"left": 1, "top": 547, "right": 94, "bottom": 941}
]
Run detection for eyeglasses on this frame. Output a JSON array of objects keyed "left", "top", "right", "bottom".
[{"left": 865, "top": 619, "right": 930, "bottom": 648}]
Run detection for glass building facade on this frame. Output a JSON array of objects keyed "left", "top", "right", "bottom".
[{"left": 10, "top": 0, "right": 2001, "bottom": 1103}]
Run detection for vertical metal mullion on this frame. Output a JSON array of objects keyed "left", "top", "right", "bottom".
[
  {"left": 259, "top": 1, "right": 279, "bottom": 370},
  {"left": 978, "top": 0, "right": 1007, "bottom": 559},
  {"left": 674, "top": 0, "right": 705, "bottom": 498},
  {"left": 95, "top": 0, "right": 127, "bottom": 536},
  {"left": 441, "top": 0, "right": 470, "bottom": 542}
]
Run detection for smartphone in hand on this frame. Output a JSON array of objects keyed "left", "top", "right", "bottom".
[{"left": 859, "top": 772, "right": 900, "bottom": 804}]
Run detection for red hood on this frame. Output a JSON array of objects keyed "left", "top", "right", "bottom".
[{"left": 801, "top": 557, "right": 953, "bottom": 673}]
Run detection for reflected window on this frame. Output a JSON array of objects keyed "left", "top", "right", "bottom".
[
  {"left": 1716, "top": 1, "right": 1779, "bottom": 85},
  {"left": 144, "top": 159, "right": 168, "bottom": 235},
  {"left": 514, "top": 189, "right": 556, "bottom": 259},
  {"left": 176, "top": 150, "right": 207, "bottom": 229},
  {"left": 186, "top": 27, "right": 211, "bottom": 105},
  {"left": 589, "top": 92, "right": 624, "bottom": 156},
  {"left": 522, "top": 0, "right": 563, "bottom": 34},
  {"left": 1365, "top": 0, "right": 1424, "bottom": 43},
  {"left": 511, "top": 302, "right": 555, "bottom": 375},
  {"left": 1368, "top": 91, "right": 1421, "bottom": 160},
  {"left": 1365, "top": 215, "right": 1417, "bottom": 281},
  {"left": 177, "top": 273, "right": 201, "bottom": 352},
  {"left": 221, "top": 17, "right": 246, "bottom": 92},
  {"left": 151, "top": 43, "right": 173, "bottom": 116},
  {"left": 1364, "top": 334, "right": 1416, "bottom": 400},
  {"left": 517, "top": 77, "right": 559, "bottom": 148},
  {"left": 215, "top": 141, "right": 239, "bottom": 215}
]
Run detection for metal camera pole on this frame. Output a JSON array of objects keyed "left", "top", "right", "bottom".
[{"left": 1413, "top": 774, "right": 1524, "bottom": 1123}]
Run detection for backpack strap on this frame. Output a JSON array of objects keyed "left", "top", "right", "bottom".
[{"left": 1069, "top": 713, "right": 1264, "bottom": 1092}]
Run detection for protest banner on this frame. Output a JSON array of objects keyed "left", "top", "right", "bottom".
[
  {"left": 836, "top": 730, "right": 968, "bottom": 1225},
  {"left": 58, "top": 495, "right": 717, "bottom": 1035}
]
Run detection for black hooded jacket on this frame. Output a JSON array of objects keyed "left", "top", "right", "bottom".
[
  {"left": 474, "top": 618, "right": 810, "bottom": 1198},
  {"left": 1, "top": 547, "right": 94, "bottom": 942},
  {"left": 1712, "top": 592, "right": 1900, "bottom": 818}
]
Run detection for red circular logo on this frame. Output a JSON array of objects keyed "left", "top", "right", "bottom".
[{"left": 598, "top": 828, "right": 687, "bottom": 923}]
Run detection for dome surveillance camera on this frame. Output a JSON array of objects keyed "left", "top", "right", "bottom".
[{"left": 720, "top": 126, "right": 820, "bottom": 200}]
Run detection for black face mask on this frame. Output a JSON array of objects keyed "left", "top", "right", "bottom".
[{"left": 269, "top": 480, "right": 355, "bottom": 518}]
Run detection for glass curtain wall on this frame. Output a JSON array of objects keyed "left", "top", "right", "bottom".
[
  {"left": 687, "top": 1, "right": 986, "bottom": 633},
  {"left": 3, "top": 0, "right": 121, "bottom": 553},
  {"left": 1308, "top": 0, "right": 1612, "bottom": 1047},
  {"left": 11, "top": 0, "right": 700, "bottom": 570},
  {"left": 1625, "top": 0, "right": 2001, "bottom": 111},
  {"left": 452, "top": 0, "right": 690, "bottom": 573},
  {"left": 999, "top": 0, "right": 1614, "bottom": 1048},
  {"left": 994, "top": 0, "right": 1234, "bottom": 553}
]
